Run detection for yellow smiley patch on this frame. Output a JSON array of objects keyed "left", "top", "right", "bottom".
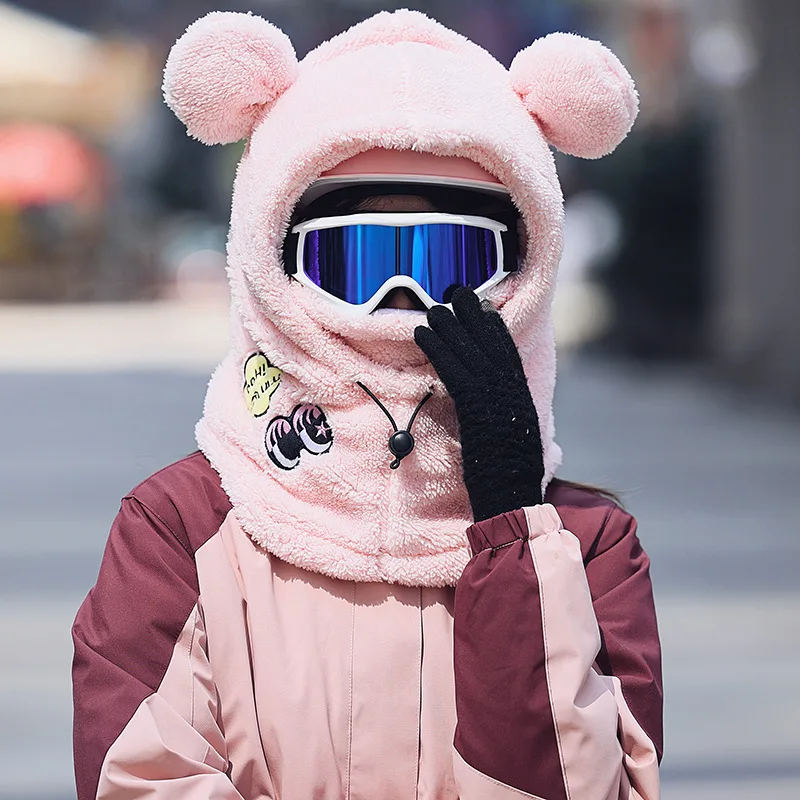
[{"left": 243, "top": 353, "right": 282, "bottom": 417}]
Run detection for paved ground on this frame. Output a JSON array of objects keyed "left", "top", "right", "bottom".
[{"left": 0, "top": 306, "right": 798, "bottom": 798}]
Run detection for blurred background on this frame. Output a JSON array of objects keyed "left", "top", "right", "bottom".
[{"left": 0, "top": 0, "right": 798, "bottom": 798}]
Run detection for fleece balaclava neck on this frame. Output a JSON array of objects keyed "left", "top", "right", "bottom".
[{"left": 163, "top": 9, "right": 638, "bottom": 587}]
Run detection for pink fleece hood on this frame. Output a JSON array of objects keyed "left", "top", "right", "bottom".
[{"left": 163, "top": 9, "right": 637, "bottom": 587}]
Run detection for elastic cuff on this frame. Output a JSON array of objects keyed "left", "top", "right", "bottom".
[
  {"left": 465, "top": 507, "right": 529, "bottom": 555},
  {"left": 466, "top": 504, "right": 563, "bottom": 556}
]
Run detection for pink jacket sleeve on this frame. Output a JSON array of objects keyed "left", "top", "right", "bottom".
[
  {"left": 72, "top": 461, "right": 241, "bottom": 800},
  {"left": 452, "top": 502, "right": 662, "bottom": 800}
]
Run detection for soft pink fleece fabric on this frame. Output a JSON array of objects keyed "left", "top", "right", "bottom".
[{"left": 163, "top": 9, "right": 638, "bottom": 587}]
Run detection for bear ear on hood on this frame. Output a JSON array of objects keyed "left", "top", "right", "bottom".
[
  {"left": 510, "top": 32, "right": 638, "bottom": 159},
  {"left": 163, "top": 11, "right": 298, "bottom": 146}
]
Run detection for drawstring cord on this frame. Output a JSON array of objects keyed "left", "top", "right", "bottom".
[{"left": 356, "top": 382, "right": 433, "bottom": 469}]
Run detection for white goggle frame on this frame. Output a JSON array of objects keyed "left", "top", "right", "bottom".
[{"left": 291, "top": 212, "right": 509, "bottom": 317}]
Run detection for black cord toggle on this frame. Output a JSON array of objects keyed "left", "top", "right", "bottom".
[{"left": 356, "top": 382, "right": 433, "bottom": 469}]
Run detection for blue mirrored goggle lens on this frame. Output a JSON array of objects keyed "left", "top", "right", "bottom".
[{"left": 302, "top": 223, "right": 498, "bottom": 305}]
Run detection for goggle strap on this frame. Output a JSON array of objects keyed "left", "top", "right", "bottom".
[{"left": 283, "top": 231, "right": 300, "bottom": 275}]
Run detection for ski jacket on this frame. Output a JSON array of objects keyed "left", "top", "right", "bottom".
[{"left": 72, "top": 452, "right": 662, "bottom": 799}]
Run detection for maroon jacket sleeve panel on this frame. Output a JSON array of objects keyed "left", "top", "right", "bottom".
[
  {"left": 71, "top": 453, "right": 231, "bottom": 800},
  {"left": 453, "top": 508, "right": 568, "bottom": 800},
  {"left": 453, "top": 487, "right": 663, "bottom": 798},
  {"left": 551, "top": 484, "right": 664, "bottom": 763},
  {"left": 583, "top": 506, "right": 664, "bottom": 762}
]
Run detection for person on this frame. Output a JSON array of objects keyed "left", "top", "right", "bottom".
[
  {"left": 72, "top": 10, "right": 662, "bottom": 799},
  {"left": 579, "top": 0, "right": 712, "bottom": 361}
]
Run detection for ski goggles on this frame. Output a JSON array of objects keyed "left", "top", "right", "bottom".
[{"left": 288, "top": 212, "right": 513, "bottom": 315}]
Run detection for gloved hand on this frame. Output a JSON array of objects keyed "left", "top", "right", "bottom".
[{"left": 414, "top": 287, "right": 544, "bottom": 522}]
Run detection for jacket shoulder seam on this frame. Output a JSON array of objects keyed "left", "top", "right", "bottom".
[{"left": 122, "top": 494, "right": 195, "bottom": 560}]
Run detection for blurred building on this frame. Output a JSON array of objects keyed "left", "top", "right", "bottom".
[
  {"left": 713, "top": 0, "right": 800, "bottom": 403},
  {"left": 0, "top": 1, "right": 154, "bottom": 299}
]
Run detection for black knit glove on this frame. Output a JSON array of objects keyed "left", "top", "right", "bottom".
[{"left": 414, "top": 287, "right": 544, "bottom": 523}]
